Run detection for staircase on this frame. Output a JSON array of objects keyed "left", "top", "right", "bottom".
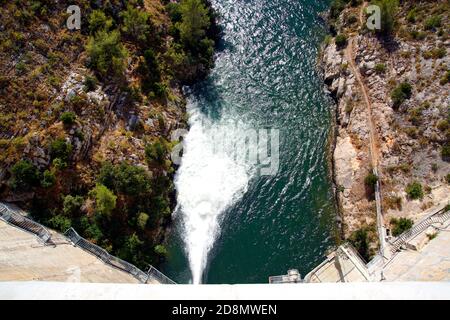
[{"left": 389, "top": 208, "right": 450, "bottom": 254}]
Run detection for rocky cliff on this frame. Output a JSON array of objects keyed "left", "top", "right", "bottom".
[{"left": 322, "top": 0, "right": 449, "bottom": 251}]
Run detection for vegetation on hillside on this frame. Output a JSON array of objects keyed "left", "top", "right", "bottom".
[{"left": 0, "top": 0, "right": 219, "bottom": 270}]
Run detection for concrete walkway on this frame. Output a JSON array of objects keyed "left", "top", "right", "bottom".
[
  {"left": 383, "top": 223, "right": 450, "bottom": 281},
  {"left": 0, "top": 219, "right": 142, "bottom": 283}
]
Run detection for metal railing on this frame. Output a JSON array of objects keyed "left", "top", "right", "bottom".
[
  {"left": 0, "top": 202, "right": 176, "bottom": 284},
  {"left": 65, "top": 228, "right": 176, "bottom": 284},
  {"left": 389, "top": 206, "right": 450, "bottom": 254},
  {"left": 0, "top": 202, "right": 52, "bottom": 243},
  {"left": 147, "top": 265, "right": 176, "bottom": 284}
]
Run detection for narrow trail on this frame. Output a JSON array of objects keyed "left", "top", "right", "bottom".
[
  {"left": 344, "top": 3, "right": 387, "bottom": 256},
  {"left": 344, "top": 3, "right": 379, "bottom": 167},
  {"left": 344, "top": 39, "right": 379, "bottom": 167}
]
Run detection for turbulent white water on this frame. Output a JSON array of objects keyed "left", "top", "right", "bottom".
[{"left": 174, "top": 102, "right": 255, "bottom": 284}]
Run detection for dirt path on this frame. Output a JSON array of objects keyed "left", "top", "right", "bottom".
[
  {"left": 344, "top": 38, "right": 379, "bottom": 167},
  {"left": 344, "top": 3, "right": 387, "bottom": 255}
]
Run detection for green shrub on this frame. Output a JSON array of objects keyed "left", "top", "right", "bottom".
[
  {"left": 47, "top": 215, "right": 72, "bottom": 232},
  {"left": 330, "top": 0, "right": 346, "bottom": 20},
  {"left": 120, "top": 5, "right": 150, "bottom": 43},
  {"left": 49, "top": 138, "right": 72, "bottom": 161},
  {"left": 41, "top": 169, "right": 56, "bottom": 188},
  {"left": 113, "top": 163, "right": 152, "bottom": 196},
  {"left": 442, "top": 145, "right": 450, "bottom": 159},
  {"left": 154, "top": 244, "right": 168, "bottom": 256},
  {"left": 52, "top": 158, "right": 67, "bottom": 170},
  {"left": 405, "top": 181, "right": 423, "bottom": 200},
  {"left": 118, "top": 233, "right": 144, "bottom": 266},
  {"left": 10, "top": 160, "right": 39, "bottom": 190},
  {"left": 374, "top": 63, "right": 386, "bottom": 74},
  {"left": 391, "top": 82, "right": 412, "bottom": 108},
  {"left": 137, "top": 212, "right": 149, "bottom": 230},
  {"left": 424, "top": 47, "right": 446, "bottom": 59},
  {"left": 446, "top": 173, "right": 450, "bottom": 184},
  {"left": 349, "top": 227, "right": 374, "bottom": 262},
  {"left": 63, "top": 195, "right": 84, "bottom": 215},
  {"left": 80, "top": 216, "right": 103, "bottom": 242},
  {"left": 86, "top": 30, "right": 128, "bottom": 77},
  {"left": 166, "top": 2, "right": 182, "bottom": 22},
  {"left": 410, "top": 30, "right": 427, "bottom": 40},
  {"left": 60, "top": 112, "right": 76, "bottom": 126},
  {"left": 335, "top": 34, "right": 347, "bottom": 49},
  {"left": 137, "top": 48, "right": 162, "bottom": 94},
  {"left": 390, "top": 217, "right": 413, "bottom": 236},
  {"left": 431, "top": 163, "right": 438, "bottom": 173},
  {"left": 98, "top": 162, "right": 152, "bottom": 196},
  {"left": 83, "top": 75, "right": 97, "bottom": 92},
  {"left": 424, "top": 15, "right": 441, "bottom": 30},
  {"left": 440, "top": 70, "right": 450, "bottom": 85},
  {"left": 406, "top": 9, "right": 416, "bottom": 23},
  {"left": 90, "top": 184, "right": 117, "bottom": 217},
  {"left": 437, "top": 120, "right": 449, "bottom": 131},
  {"left": 88, "top": 10, "right": 112, "bottom": 34},
  {"left": 145, "top": 138, "right": 167, "bottom": 164},
  {"left": 364, "top": 172, "right": 378, "bottom": 188}
]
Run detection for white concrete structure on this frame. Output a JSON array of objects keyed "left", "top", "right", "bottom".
[{"left": 0, "top": 282, "right": 449, "bottom": 300}]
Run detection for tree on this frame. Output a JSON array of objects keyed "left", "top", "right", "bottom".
[
  {"left": 98, "top": 162, "right": 152, "bottom": 196},
  {"left": 41, "top": 169, "right": 56, "bottom": 188},
  {"left": 49, "top": 138, "right": 72, "bottom": 161},
  {"left": 349, "top": 227, "right": 372, "bottom": 262},
  {"left": 86, "top": 30, "right": 128, "bottom": 77},
  {"left": 10, "top": 160, "right": 39, "bottom": 190},
  {"left": 47, "top": 215, "right": 72, "bottom": 232},
  {"left": 177, "top": 0, "right": 210, "bottom": 47},
  {"left": 63, "top": 195, "right": 84, "bottom": 215},
  {"left": 90, "top": 184, "right": 117, "bottom": 217},
  {"left": 372, "top": 0, "right": 398, "bottom": 36},
  {"left": 118, "top": 233, "right": 145, "bottom": 266},
  {"left": 120, "top": 5, "right": 151, "bottom": 42},
  {"left": 88, "top": 10, "right": 113, "bottom": 34}
]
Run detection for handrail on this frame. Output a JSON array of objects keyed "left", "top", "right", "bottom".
[
  {"left": 0, "top": 202, "right": 52, "bottom": 244},
  {"left": 0, "top": 201, "right": 175, "bottom": 285},
  {"left": 389, "top": 206, "right": 450, "bottom": 254},
  {"left": 147, "top": 265, "right": 176, "bottom": 285},
  {"left": 65, "top": 228, "right": 176, "bottom": 284}
]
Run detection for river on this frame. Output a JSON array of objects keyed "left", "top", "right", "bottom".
[{"left": 161, "top": 0, "right": 337, "bottom": 284}]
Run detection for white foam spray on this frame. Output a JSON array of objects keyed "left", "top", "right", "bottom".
[{"left": 174, "top": 101, "right": 255, "bottom": 284}]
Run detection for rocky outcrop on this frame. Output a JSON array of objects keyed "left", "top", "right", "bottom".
[{"left": 322, "top": 1, "right": 450, "bottom": 238}]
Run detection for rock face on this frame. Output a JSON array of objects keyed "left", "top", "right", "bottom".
[{"left": 322, "top": 2, "right": 450, "bottom": 238}]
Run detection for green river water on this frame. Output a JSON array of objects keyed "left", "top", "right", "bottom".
[{"left": 161, "top": 0, "right": 337, "bottom": 284}]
